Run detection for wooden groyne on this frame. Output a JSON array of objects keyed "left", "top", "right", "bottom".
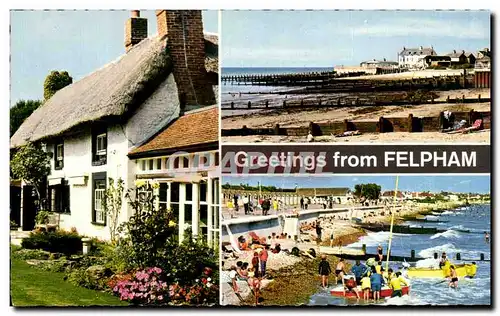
[
  {"left": 221, "top": 110, "right": 491, "bottom": 137},
  {"left": 221, "top": 71, "right": 336, "bottom": 86},
  {"left": 221, "top": 94, "right": 490, "bottom": 110}
]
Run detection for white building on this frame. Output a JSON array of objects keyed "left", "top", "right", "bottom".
[
  {"left": 10, "top": 10, "right": 219, "bottom": 245},
  {"left": 398, "top": 46, "right": 436, "bottom": 69}
]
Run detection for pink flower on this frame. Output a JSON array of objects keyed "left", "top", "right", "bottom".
[{"left": 158, "top": 295, "right": 164, "bottom": 301}]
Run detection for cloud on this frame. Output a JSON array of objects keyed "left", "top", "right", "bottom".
[
  {"left": 351, "top": 18, "right": 489, "bottom": 40},
  {"left": 459, "top": 180, "right": 472, "bottom": 185},
  {"left": 352, "top": 177, "right": 359, "bottom": 182}
]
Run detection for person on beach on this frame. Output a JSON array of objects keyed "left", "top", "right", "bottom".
[
  {"left": 485, "top": 232, "right": 490, "bottom": 243},
  {"left": 243, "top": 195, "right": 250, "bottom": 215},
  {"left": 335, "top": 258, "right": 346, "bottom": 285},
  {"left": 259, "top": 246, "right": 268, "bottom": 277},
  {"left": 465, "top": 262, "right": 477, "bottom": 279},
  {"left": 273, "top": 199, "right": 279, "bottom": 215},
  {"left": 233, "top": 195, "right": 239, "bottom": 213},
  {"left": 318, "top": 254, "right": 332, "bottom": 288},
  {"left": 389, "top": 272, "right": 407, "bottom": 297},
  {"left": 377, "top": 244, "right": 383, "bottom": 262},
  {"left": 316, "top": 220, "right": 323, "bottom": 242},
  {"left": 262, "top": 198, "right": 271, "bottom": 216},
  {"left": 247, "top": 268, "right": 261, "bottom": 305},
  {"left": 449, "top": 265, "right": 459, "bottom": 289},
  {"left": 361, "top": 272, "right": 371, "bottom": 300},
  {"left": 227, "top": 200, "right": 235, "bottom": 218},
  {"left": 439, "top": 252, "right": 449, "bottom": 269},
  {"left": 300, "top": 197, "right": 304, "bottom": 210},
  {"left": 229, "top": 265, "right": 239, "bottom": 293},
  {"left": 251, "top": 252, "right": 260, "bottom": 275},
  {"left": 375, "top": 261, "right": 384, "bottom": 274},
  {"left": 344, "top": 277, "right": 360, "bottom": 299},
  {"left": 240, "top": 262, "right": 249, "bottom": 279},
  {"left": 352, "top": 260, "right": 368, "bottom": 285},
  {"left": 370, "top": 268, "right": 385, "bottom": 301},
  {"left": 329, "top": 231, "right": 335, "bottom": 247}
]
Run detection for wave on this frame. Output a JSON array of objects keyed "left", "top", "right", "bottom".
[
  {"left": 415, "top": 258, "right": 440, "bottom": 268},
  {"left": 430, "top": 229, "right": 461, "bottom": 240},
  {"left": 346, "top": 231, "right": 413, "bottom": 248},
  {"left": 440, "top": 211, "right": 454, "bottom": 215},
  {"left": 418, "top": 243, "right": 459, "bottom": 258},
  {"left": 425, "top": 215, "right": 439, "bottom": 221}
]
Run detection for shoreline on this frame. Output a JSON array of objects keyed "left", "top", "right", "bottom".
[{"left": 221, "top": 199, "right": 475, "bottom": 306}]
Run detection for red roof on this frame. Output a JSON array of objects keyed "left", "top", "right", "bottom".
[{"left": 129, "top": 106, "right": 218, "bottom": 156}]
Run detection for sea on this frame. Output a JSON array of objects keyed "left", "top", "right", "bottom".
[
  {"left": 221, "top": 67, "right": 333, "bottom": 117},
  {"left": 308, "top": 203, "right": 491, "bottom": 306}
]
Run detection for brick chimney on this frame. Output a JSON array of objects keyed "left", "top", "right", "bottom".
[
  {"left": 125, "top": 10, "right": 148, "bottom": 52},
  {"left": 156, "top": 10, "right": 216, "bottom": 107}
]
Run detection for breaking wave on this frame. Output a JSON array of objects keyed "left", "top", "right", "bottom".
[{"left": 430, "top": 229, "right": 461, "bottom": 240}]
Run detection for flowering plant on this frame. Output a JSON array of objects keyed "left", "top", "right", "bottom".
[{"left": 112, "top": 267, "right": 168, "bottom": 305}]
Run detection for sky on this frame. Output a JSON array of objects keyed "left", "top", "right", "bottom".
[
  {"left": 10, "top": 10, "right": 218, "bottom": 107},
  {"left": 222, "top": 175, "right": 491, "bottom": 194},
  {"left": 221, "top": 10, "right": 491, "bottom": 68}
]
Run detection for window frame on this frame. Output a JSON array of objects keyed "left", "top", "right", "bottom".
[
  {"left": 91, "top": 172, "right": 107, "bottom": 225},
  {"left": 54, "top": 141, "right": 64, "bottom": 170},
  {"left": 92, "top": 128, "right": 107, "bottom": 166}
]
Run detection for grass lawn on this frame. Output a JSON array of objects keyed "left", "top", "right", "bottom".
[{"left": 10, "top": 257, "right": 129, "bottom": 307}]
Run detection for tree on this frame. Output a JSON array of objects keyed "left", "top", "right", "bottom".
[
  {"left": 10, "top": 142, "right": 51, "bottom": 208},
  {"left": 103, "top": 177, "right": 125, "bottom": 243},
  {"left": 10, "top": 100, "right": 42, "bottom": 136},
  {"left": 354, "top": 183, "right": 381, "bottom": 200},
  {"left": 43, "top": 70, "right": 73, "bottom": 100}
]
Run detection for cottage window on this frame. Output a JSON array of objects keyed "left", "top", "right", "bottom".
[
  {"left": 49, "top": 182, "right": 70, "bottom": 213},
  {"left": 148, "top": 159, "right": 154, "bottom": 171},
  {"left": 92, "top": 128, "right": 107, "bottom": 166},
  {"left": 91, "top": 172, "right": 106, "bottom": 225},
  {"left": 156, "top": 158, "right": 162, "bottom": 170},
  {"left": 173, "top": 157, "right": 180, "bottom": 169},
  {"left": 54, "top": 141, "right": 64, "bottom": 170},
  {"left": 141, "top": 160, "right": 146, "bottom": 171},
  {"left": 185, "top": 183, "right": 193, "bottom": 201}
]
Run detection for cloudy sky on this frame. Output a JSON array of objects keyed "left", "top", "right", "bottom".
[
  {"left": 221, "top": 10, "right": 490, "bottom": 67},
  {"left": 222, "top": 175, "right": 490, "bottom": 193},
  {"left": 10, "top": 10, "right": 218, "bottom": 107}
]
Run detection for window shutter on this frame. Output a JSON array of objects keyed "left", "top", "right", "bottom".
[{"left": 91, "top": 180, "right": 96, "bottom": 222}]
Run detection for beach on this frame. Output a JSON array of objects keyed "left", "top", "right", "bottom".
[{"left": 221, "top": 199, "right": 473, "bottom": 306}]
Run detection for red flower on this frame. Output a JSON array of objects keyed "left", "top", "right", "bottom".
[{"left": 201, "top": 278, "right": 207, "bottom": 284}]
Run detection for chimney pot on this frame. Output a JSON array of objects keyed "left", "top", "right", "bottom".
[
  {"left": 125, "top": 12, "right": 148, "bottom": 52},
  {"left": 131, "top": 10, "right": 140, "bottom": 18}
]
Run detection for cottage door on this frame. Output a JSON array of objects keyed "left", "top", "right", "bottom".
[{"left": 21, "top": 185, "right": 36, "bottom": 231}]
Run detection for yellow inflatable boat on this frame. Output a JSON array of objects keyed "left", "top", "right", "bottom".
[{"left": 406, "top": 263, "right": 477, "bottom": 278}]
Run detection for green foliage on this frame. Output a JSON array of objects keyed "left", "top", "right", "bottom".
[
  {"left": 10, "top": 99, "right": 42, "bottom": 136},
  {"left": 103, "top": 178, "right": 124, "bottom": 243},
  {"left": 117, "top": 183, "right": 218, "bottom": 285},
  {"left": 354, "top": 183, "right": 382, "bottom": 200},
  {"left": 21, "top": 230, "right": 83, "bottom": 255},
  {"left": 11, "top": 248, "right": 51, "bottom": 260},
  {"left": 43, "top": 70, "right": 73, "bottom": 100},
  {"left": 450, "top": 63, "right": 474, "bottom": 69},
  {"left": 35, "top": 210, "right": 50, "bottom": 224},
  {"left": 10, "top": 142, "right": 51, "bottom": 205},
  {"left": 66, "top": 267, "right": 112, "bottom": 291}
]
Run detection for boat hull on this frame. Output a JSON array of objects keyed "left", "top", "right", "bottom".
[
  {"left": 331, "top": 286, "right": 410, "bottom": 299},
  {"left": 406, "top": 264, "right": 473, "bottom": 278}
]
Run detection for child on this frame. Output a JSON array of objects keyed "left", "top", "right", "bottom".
[
  {"left": 375, "top": 261, "right": 384, "bottom": 274},
  {"left": 318, "top": 254, "right": 332, "bottom": 288},
  {"left": 361, "top": 272, "right": 371, "bottom": 300},
  {"left": 251, "top": 252, "right": 260, "bottom": 275},
  {"left": 344, "top": 276, "right": 360, "bottom": 299},
  {"left": 229, "top": 265, "right": 239, "bottom": 293}
]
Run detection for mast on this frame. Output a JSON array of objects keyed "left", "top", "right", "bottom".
[{"left": 385, "top": 176, "right": 400, "bottom": 272}]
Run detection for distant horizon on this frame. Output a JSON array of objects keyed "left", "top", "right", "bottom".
[{"left": 222, "top": 175, "right": 491, "bottom": 194}]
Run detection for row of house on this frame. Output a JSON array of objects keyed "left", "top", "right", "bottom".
[
  {"left": 397, "top": 46, "right": 491, "bottom": 70},
  {"left": 360, "top": 46, "right": 491, "bottom": 70},
  {"left": 10, "top": 10, "right": 220, "bottom": 248}
]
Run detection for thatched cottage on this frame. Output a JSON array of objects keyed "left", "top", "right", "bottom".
[{"left": 10, "top": 10, "right": 219, "bottom": 244}]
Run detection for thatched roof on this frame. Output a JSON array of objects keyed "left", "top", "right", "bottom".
[
  {"left": 11, "top": 33, "right": 218, "bottom": 148},
  {"left": 296, "top": 187, "right": 350, "bottom": 196},
  {"left": 129, "top": 106, "right": 218, "bottom": 158}
]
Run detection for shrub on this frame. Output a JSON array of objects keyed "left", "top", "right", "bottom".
[
  {"left": 112, "top": 267, "right": 169, "bottom": 305},
  {"left": 21, "top": 230, "right": 83, "bottom": 255},
  {"left": 11, "top": 248, "right": 51, "bottom": 260}
]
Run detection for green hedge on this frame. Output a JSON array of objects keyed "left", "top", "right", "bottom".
[{"left": 21, "top": 231, "right": 83, "bottom": 255}]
